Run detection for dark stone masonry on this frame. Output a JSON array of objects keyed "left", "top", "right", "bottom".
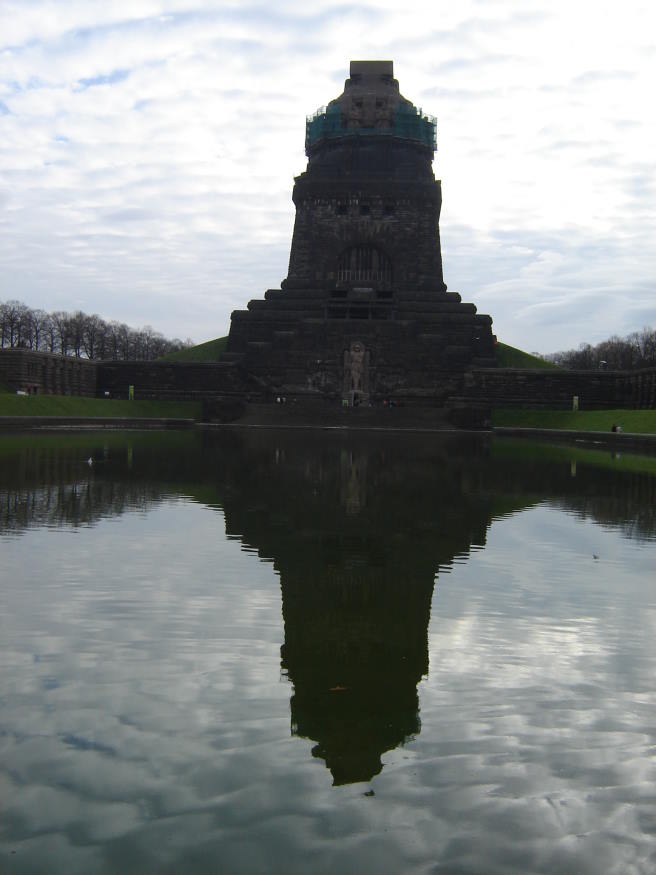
[
  {"left": 0, "top": 349, "right": 97, "bottom": 397},
  {"left": 226, "top": 60, "right": 496, "bottom": 407}
]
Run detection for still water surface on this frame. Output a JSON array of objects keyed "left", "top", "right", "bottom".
[{"left": 1, "top": 430, "right": 655, "bottom": 874}]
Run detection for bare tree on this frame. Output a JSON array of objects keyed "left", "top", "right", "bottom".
[
  {"left": 67, "top": 311, "right": 85, "bottom": 358},
  {"left": 43, "top": 313, "right": 58, "bottom": 353},
  {"left": 0, "top": 301, "right": 9, "bottom": 348},
  {"left": 117, "top": 323, "right": 131, "bottom": 360},
  {"left": 149, "top": 331, "right": 170, "bottom": 359},
  {"left": 632, "top": 327, "right": 656, "bottom": 366},
  {"left": 1, "top": 297, "right": 197, "bottom": 361},
  {"left": 547, "top": 327, "right": 656, "bottom": 370},
  {"left": 94, "top": 318, "right": 109, "bottom": 360},
  {"left": 105, "top": 321, "right": 120, "bottom": 360},
  {"left": 81, "top": 314, "right": 104, "bottom": 359},
  {"left": 15, "top": 302, "right": 33, "bottom": 348},
  {"left": 29, "top": 309, "right": 50, "bottom": 351},
  {"left": 50, "top": 311, "right": 70, "bottom": 356},
  {"left": 1, "top": 300, "right": 24, "bottom": 348}
]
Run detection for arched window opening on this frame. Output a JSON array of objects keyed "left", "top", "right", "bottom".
[{"left": 337, "top": 246, "right": 392, "bottom": 289}]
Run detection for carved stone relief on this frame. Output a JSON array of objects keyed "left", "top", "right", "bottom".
[{"left": 343, "top": 340, "right": 370, "bottom": 397}]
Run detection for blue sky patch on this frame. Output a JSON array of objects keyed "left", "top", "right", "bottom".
[{"left": 78, "top": 69, "right": 130, "bottom": 89}]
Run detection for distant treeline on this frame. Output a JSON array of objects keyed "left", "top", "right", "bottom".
[
  {"left": 545, "top": 327, "right": 656, "bottom": 370},
  {"left": 0, "top": 299, "right": 193, "bottom": 361}
]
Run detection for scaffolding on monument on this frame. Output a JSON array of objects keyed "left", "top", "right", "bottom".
[{"left": 305, "top": 103, "right": 437, "bottom": 153}]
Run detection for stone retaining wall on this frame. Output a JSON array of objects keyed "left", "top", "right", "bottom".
[
  {"left": 2, "top": 349, "right": 655, "bottom": 410},
  {"left": 0, "top": 349, "right": 97, "bottom": 396},
  {"left": 96, "top": 360, "right": 243, "bottom": 400},
  {"left": 465, "top": 366, "right": 656, "bottom": 410}
]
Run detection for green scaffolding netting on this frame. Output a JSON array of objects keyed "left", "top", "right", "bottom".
[{"left": 305, "top": 104, "right": 436, "bottom": 153}]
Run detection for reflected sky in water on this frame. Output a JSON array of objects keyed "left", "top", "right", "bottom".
[{"left": 0, "top": 431, "right": 655, "bottom": 874}]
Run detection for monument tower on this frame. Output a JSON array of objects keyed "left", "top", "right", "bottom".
[{"left": 227, "top": 61, "right": 496, "bottom": 406}]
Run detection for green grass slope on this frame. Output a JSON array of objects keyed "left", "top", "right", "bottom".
[
  {"left": 159, "top": 336, "right": 551, "bottom": 370},
  {"left": 0, "top": 394, "right": 201, "bottom": 419},
  {"left": 495, "top": 342, "right": 557, "bottom": 369},
  {"left": 160, "top": 336, "right": 228, "bottom": 362}
]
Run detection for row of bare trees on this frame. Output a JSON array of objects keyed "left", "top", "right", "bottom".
[
  {"left": 546, "top": 327, "right": 656, "bottom": 370},
  {"left": 0, "top": 299, "right": 193, "bottom": 361}
]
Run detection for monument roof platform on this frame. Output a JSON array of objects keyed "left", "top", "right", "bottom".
[{"left": 305, "top": 58, "right": 436, "bottom": 155}]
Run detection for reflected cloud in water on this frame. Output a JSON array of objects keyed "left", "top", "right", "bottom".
[{"left": 1, "top": 430, "right": 655, "bottom": 873}]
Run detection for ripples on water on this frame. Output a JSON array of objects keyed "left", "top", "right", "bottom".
[{"left": 0, "top": 430, "right": 655, "bottom": 874}]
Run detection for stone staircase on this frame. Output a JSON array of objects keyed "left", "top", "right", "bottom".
[{"left": 225, "top": 401, "right": 459, "bottom": 430}]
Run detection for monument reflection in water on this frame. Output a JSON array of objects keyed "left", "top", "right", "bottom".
[
  {"left": 259, "top": 438, "right": 491, "bottom": 786},
  {"left": 1, "top": 430, "right": 495, "bottom": 788},
  {"left": 1, "top": 430, "right": 655, "bottom": 874}
]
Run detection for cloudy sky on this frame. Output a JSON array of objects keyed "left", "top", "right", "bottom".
[{"left": 1, "top": 0, "right": 654, "bottom": 352}]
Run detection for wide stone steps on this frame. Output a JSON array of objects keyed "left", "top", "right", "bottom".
[{"left": 229, "top": 402, "right": 458, "bottom": 430}]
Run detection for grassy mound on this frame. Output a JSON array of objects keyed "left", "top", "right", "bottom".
[
  {"left": 493, "top": 408, "right": 656, "bottom": 434},
  {"left": 495, "top": 342, "right": 557, "bottom": 369},
  {"left": 160, "top": 336, "right": 228, "bottom": 362},
  {"left": 159, "top": 336, "right": 554, "bottom": 370},
  {"left": 0, "top": 394, "right": 201, "bottom": 419}
]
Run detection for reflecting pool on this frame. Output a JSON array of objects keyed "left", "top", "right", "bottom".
[{"left": 1, "top": 429, "right": 655, "bottom": 874}]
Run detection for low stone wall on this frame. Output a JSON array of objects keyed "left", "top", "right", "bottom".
[
  {"left": 623, "top": 368, "right": 656, "bottom": 408},
  {"left": 0, "top": 349, "right": 97, "bottom": 396},
  {"left": 96, "top": 360, "right": 243, "bottom": 400},
  {"left": 2, "top": 348, "right": 654, "bottom": 410},
  {"left": 465, "top": 366, "right": 656, "bottom": 410}
]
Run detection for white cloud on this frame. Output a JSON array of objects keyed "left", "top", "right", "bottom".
[
  {"left": 0, "top": 0, "right": 654, "bottom": 350},
  {"left": 2, "top": 474, "right": 655, "bottom": 873}
]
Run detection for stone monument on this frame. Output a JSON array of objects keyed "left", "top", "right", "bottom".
[{"left": 226, "top": 60, "right": 496, "bottom": 407}]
